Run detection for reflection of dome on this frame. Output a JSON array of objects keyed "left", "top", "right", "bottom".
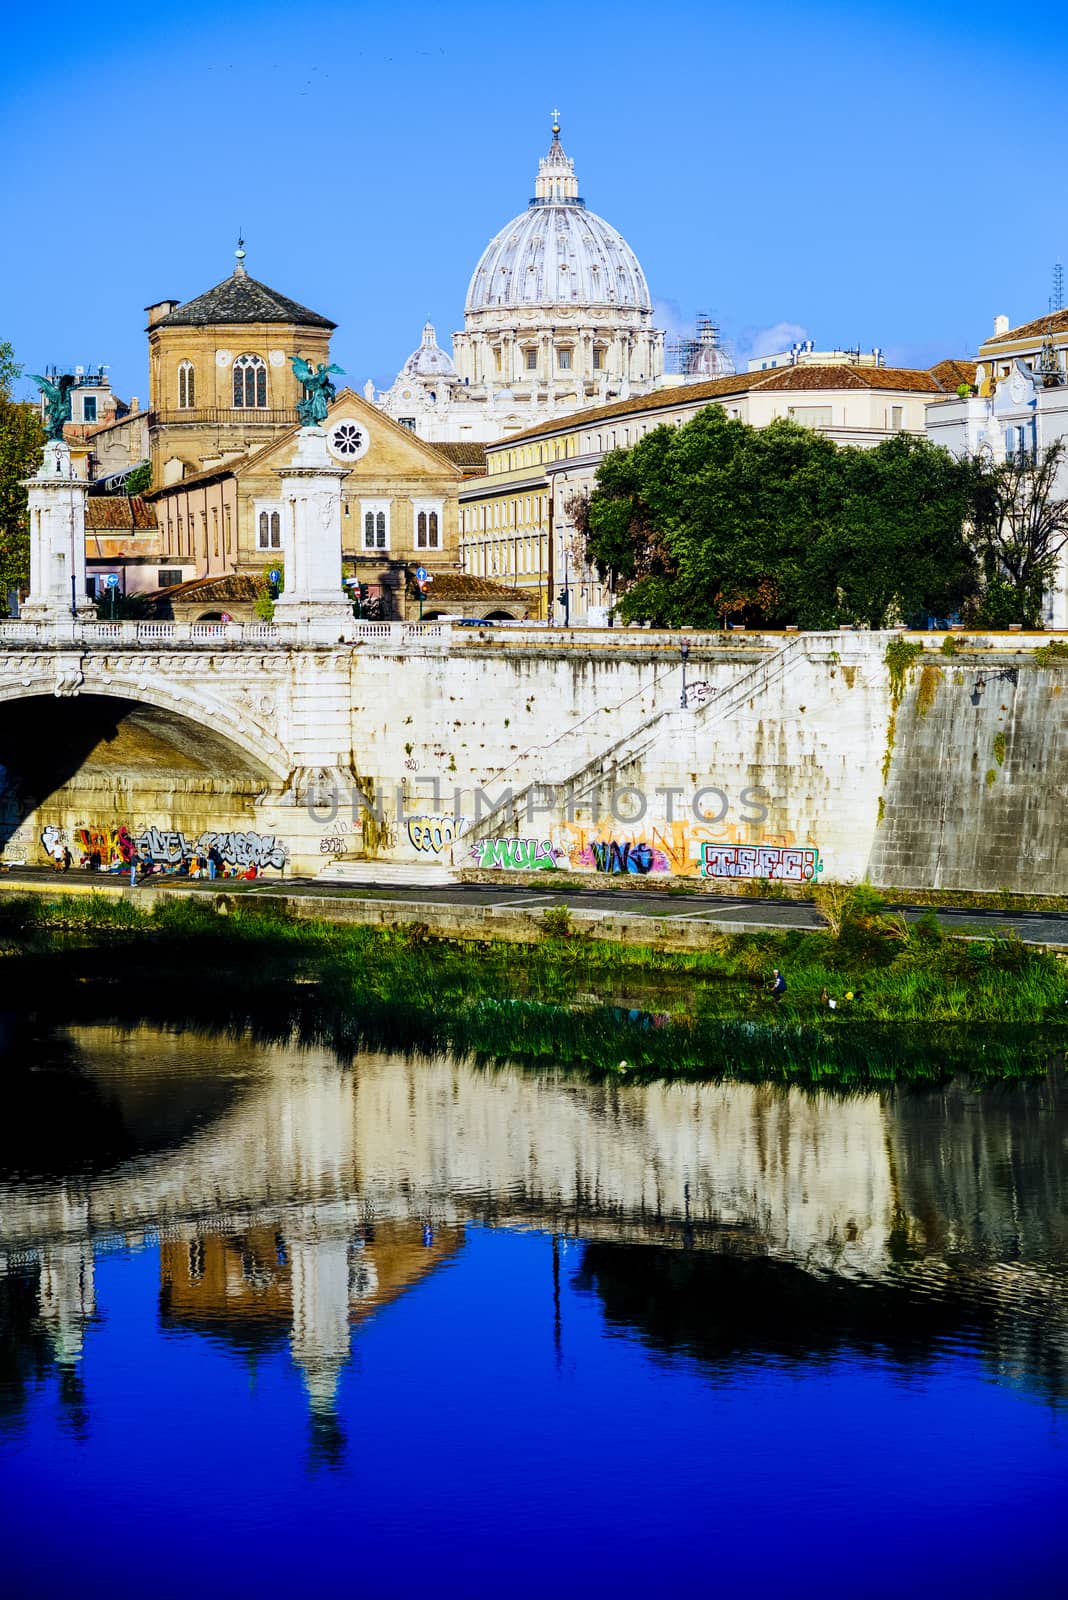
[
  {"left": 465, "top": 127, "right": 651, "bottom": 315},
  {"left": 401, "top": 322, "right": 457, "bottom": 380}
]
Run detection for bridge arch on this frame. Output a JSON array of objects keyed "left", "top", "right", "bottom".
[
  {"left": 0, "top": 679, "right": 291, "bottom": 869},
  {"left": 0, "top": 672, "right": 292, "bottom": 784}
]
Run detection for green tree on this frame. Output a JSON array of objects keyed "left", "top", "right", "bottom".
[
  {"left": 0, "top": 341, "right": 44, "bottom": 611},
  {"left": 123, "top": 461, "right": 152, "bottom": 496},
  {"left": 967, "top": 440, "right": 1068, "bottom": 627},
  {"left": 584, "top": 404, "right": 975, "bottom": 629},
  {"left": 808, "top": 434, "right": 976, "bottom": 628}
]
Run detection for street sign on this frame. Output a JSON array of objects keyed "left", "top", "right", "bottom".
[
  {"left": 268, "top": 569, "right": 280, "bottom": 586},
  {"left": 105, "top": 574, "right": 120, "bottom": 589},
  {"left": 415, "top": 566, "right": 428, "bottom": 583}
]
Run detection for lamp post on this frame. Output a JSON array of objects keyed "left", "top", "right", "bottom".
[
  {"left": 680, "top": 639, "right": 690, "bottom": 708},
  {"left": 558, "top": 544, "right": 570, "bottom": 628}
]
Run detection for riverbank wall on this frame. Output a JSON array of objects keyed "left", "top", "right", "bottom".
[{"left": 4, "top": 627, "right": 1068, "bottom": 893}]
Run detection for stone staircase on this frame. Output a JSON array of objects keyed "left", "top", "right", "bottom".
[{"left": 315, "top": 859, "right": 457, "bottom": 887}]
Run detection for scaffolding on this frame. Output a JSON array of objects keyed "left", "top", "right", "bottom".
[{"left": 665, "top": 314, "right": 735, "bottom": 378}]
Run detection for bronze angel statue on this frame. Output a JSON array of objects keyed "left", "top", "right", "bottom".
[
  {"left": 291, "top": 356, "right": 345, "bottom": 427},
  {"left": 29, "top": 372, "right": 77, "bottom": 441}
]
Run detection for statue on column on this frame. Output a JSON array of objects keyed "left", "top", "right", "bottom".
[
  {"left": 29, "top": 373, "right": 77, "bottom": 440},
  {"left": 292, "top": 357, "right": 345, "bottom": 428}
]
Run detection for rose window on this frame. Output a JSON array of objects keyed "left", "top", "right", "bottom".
[{"left": 328, "top": 421, "right": 368, "bottom": 461}]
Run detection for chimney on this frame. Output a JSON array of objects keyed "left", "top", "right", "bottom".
[
  {"left": 994, "top": 313, "right": 1010, "bottom": 337},
  {"left": 145, "top": 300, "right": 180, "bottom": 327},
  {"left": 129, "top": 396, "right": 140, "bottom": 413}
]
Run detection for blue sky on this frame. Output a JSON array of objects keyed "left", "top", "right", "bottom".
[{"left": 1, "top": 0, "right": 1065, "bottom": 401}]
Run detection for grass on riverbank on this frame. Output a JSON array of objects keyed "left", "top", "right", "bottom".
[{"left": 2, "top": 889, "right": 1066, "bottom": 1027}]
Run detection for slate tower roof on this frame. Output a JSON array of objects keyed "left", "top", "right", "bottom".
[{"left": 151, "top": 251, "right": 336, "bottom": 331}]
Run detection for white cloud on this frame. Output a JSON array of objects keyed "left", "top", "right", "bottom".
[
  {"left": 652, "top": 297, "right": 693, "bottom": 341},
  {"left": 739, "top": 321, "right": 809, "bottom": 363}
]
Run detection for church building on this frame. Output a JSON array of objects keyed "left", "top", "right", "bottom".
[{"left": 136, "top": 246, "right": 524, "bottom": 619}]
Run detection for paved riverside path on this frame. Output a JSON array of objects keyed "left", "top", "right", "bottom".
[{"left": 4, "top": 866, "right": 1068, "bottom": 947}]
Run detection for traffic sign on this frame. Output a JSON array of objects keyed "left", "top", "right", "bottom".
[
  {"left": 268, "top": 569, "right": 280, "bottom": 586},
  {"left": 105, "top": 574, "right": 120, "bottom": 589},
  {"left": 415, "top": 566, "right": 428, "bottom": 583}
]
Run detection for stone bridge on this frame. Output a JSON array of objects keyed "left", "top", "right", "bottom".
[{"left": 8, "top": 430, "right": 1068, "bottom": 889}]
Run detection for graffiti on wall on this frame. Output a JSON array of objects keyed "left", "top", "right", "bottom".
[
  {"left": 700, "top": 844, "right": 823, "bottom": 882},
  {"left": 44, "top": 823, "right": 288, "bottom": 873},
  {"left": 75, "top": 824, "right": 136, "bottom": 865},
  {"left": 407, "top": 814, "right": 468, "bottom": 855},
  {"left": 139, "top": 828, "right": 287, "bottom": 871},
  {"left": 578, "top": 840, "right": 670, "bottom": 875},
  {"left": 471, "top": 837, "right": 563, "bottom": 871}
]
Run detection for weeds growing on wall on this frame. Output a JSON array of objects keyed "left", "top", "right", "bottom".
[
  {"left": 885, "top": 637, "right": 925, "bottom": 701},
  {"left": 1032, "top": 640, "right": 1068, "bottom": 667}
]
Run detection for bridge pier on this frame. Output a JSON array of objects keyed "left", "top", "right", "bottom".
[
  {"left": 19, "top": 441, "right": 95, "bottom": 624},
  {"left": 273, "top": 428, "right": 356, "bottom": 644}
]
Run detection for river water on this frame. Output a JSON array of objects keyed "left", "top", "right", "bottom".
[{"left": 1, "top": 1021, "right": 1066, "bottom": 1597}]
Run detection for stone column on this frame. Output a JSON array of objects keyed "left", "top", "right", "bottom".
[
  {"left": 273, "top": 427, "right": 355, "bottom": 643},
  {"left": 20, "top": 440, "right": 95, "bottom": 623}
]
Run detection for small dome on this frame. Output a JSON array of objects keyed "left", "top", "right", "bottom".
[
  {"left": 401, "top": 321, "right": 457, "bottom": 379},
  {"left": 465, "top": 126, "right": 651, "bottom": 316}
]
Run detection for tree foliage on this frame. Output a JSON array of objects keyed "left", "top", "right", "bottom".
[
  {"left": 584, "top": 405, "right": 978, "bottom": 629},
  {"left": 967, "top": 439, "right": 1068, "bottom": 626},
  {"left": 0, "top": 341, "right": 44, "bottom": 610}
]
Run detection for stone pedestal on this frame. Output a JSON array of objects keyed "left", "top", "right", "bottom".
[
  {"left": 273, "top": 427, "right": 355, "bottom": 642},
  {"left": 20, "top": 440, "right": 96, "bottom": 623}
]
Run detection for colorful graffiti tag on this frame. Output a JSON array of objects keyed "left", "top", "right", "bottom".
[
  {"left": 471, "top": 837, "right": 563, "bottom": 871},
  {"left": 407, "top": 814, "right": 468, "bottom": 854},
  {"left": 700, "top": 844, "right": 823, "bottom": 882},
  {"left": 577, "top": 840, "right": 670, "bottom": 875},
  {"left": 138, "top": 827, "right": 287, "bottom": 871},
  {"left": 46, "top": 823, "right": 288, "bottom": 872},
  {"left": 74, "top": 824, "right": 136, "bottom": 865}
]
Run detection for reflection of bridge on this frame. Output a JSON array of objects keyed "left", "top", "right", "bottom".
[{"left": 4, "top": 1028, "right": 1066, "bottom": 1420}]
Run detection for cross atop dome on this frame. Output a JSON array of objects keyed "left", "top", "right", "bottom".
[{"left": 534, "top": 115, "right": 580, "bottom": 204}]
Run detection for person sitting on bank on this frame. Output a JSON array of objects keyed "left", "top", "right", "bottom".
[{"left": 769, "top": 969, "right": 787, "bottom": 1004}]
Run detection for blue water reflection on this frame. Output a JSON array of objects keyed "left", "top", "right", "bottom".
[{"left": 1, "top": 1025, "right": 1066, "bottom": 1597}]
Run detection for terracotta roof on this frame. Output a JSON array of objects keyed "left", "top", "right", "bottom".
[
  {"left": 85, "top": 410, "right": 146, "bottom": 438},
  {"left": 151, "top": 271, "right": 335, "bottom": 331},
  {"left": 498, "top": 363, "right": 950, "bottom": 447},
  {"left": 754, "top": 363, "right": 943, "bottom": 394},
  {"left": 500, "top": 372, "right": 758, "bottom": 445},
  {"left": 143, "top": 574, "right": 260, "bottom": 604},
  {"left": 145, "top": 458, "right": 251, "bottom": 498},
  {"left": 407, "top": 573, "right": 527, "bottom": 601},
  {"left": 982, "top": 309, "right": 1068, "bottom": 348},
  {"left": 84, "top": 495, "right": 157, "bottom": 531},
  {"left": 426, "top": 440, "right": 488, "bottom": 471},
  {"left": 928, "top": 359, "right": 977, "bottom": 392}
]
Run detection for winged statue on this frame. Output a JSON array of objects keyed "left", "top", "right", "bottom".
[
  {"left": 291, "top": 357, "right": 345, "bottom": 427},
  {"left": 29, "top": 372, "right": 77, "bottom": 441}
]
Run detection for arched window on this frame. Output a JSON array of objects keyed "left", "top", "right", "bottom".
[
  {"left": 257, "top": 509, "right": 281, "bottom": 550},
  {"left": 233, "top": 354, "right": 267, "bottom": 409},
  {"left": 362, "top": 502, "right": 389, "bottom": 550},
  {"left": 415, "top": 504, "right": 441, "bottom": 550},
  {"left": 178, "top": 361, "right": 195, "bottom": 408}
]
